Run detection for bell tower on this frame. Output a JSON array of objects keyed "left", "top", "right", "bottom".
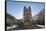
[{"left": 23, "top": 6, "right": 32, "bottom": 28}]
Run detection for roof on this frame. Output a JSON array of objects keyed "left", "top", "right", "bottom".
[{"left": 6, "top": 13, "right": 15, "bottom": 19}]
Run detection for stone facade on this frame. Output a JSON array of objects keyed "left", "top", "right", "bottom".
[
  {"left": 23, "top": 6, "right": 32, "bottom": 28},
  {"left": 37, "top": 9, "right": 45, "bottom": 25},
  {"left": 6, "top": 13, "right": 16, "bottom": 27}
]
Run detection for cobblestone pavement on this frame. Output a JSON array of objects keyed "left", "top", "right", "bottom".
[{"left": 7, "top": 25, "right": 44, "bottom": 30}]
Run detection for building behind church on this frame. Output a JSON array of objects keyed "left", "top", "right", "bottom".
[{"left": 6, "top": 13, "right": 16, "bottom": 27}]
